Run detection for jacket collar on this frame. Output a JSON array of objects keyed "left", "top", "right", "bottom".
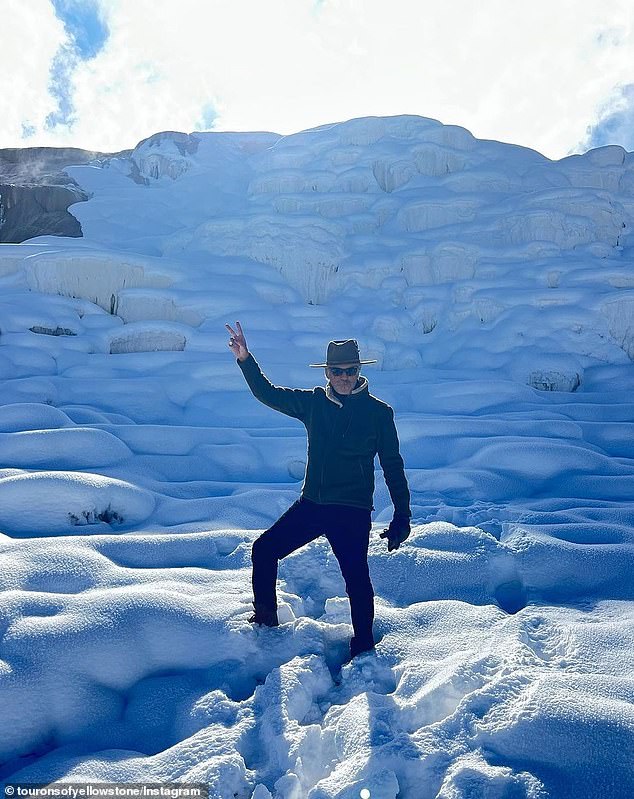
[{"left": 325, "top": 375, "right": 368, "bottom": 408}]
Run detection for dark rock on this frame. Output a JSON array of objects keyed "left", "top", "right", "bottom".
[
  {"left": 0, "top": 146, "right": 105, "bottom": 183},
  {"left": 29, "top": 325, "right": 77, "bottom": 336},
  {"left": 0, "top": 145, "right": 130, "bottom": 243},
  {"left": 0, "top": 182, "right": 87, "bottom": 242}
]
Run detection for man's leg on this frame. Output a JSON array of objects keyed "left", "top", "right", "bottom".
[
  {"left": 251, "top": 497, "right": 323, "bottom": 624},
  {"left": 325, "top": 505, "right": 375, "bottom": 656}
]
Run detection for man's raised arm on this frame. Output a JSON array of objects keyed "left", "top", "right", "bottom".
[{"left": 226, "top": 321, "right": 311, "bottom": 421}]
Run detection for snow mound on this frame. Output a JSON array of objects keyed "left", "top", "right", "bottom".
[
  {"left": 171, "top": 216, "right": 344, "bottom": 304},
  {"left": 0, "top": 402, "right": 75, "bottom": 432},
  {"left": 401, "top": 241, "right": 479, "bottom": 284},
  {"left": 24, "top": 251, "right": 173, "bottom": 314},
  {"left": 0, "top": 471, "right": 155, "bottom": 535},
  {"left": 115, "top": 289, "right": 204, "bottom": 326},
  {"left": 487, "top": 189, "right": 626, "bottom": 248},
  {"left": 129, "top": 131, "right": 199, "bottom": 182},
  {"left": 0, "top": 526, "right": 633, "bottom": 797},
  {"left": 397, "top": 197, "right": 482, "bottom": 232},
  {"left": 105, "top": 322, "right": 190, "bottom": 354},
  {"left": 436, "top": 751, "right": 546, "bottom": 798},
  {"left": 0, "top": 427, "right": 131, "bottom": 469},
  {"left": 601, "top": 292, "right": 634, "bottom": 359}
]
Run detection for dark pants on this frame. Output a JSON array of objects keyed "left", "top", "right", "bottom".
[{"left": 252, "top": 497, "right": 375, "bottom": 648}]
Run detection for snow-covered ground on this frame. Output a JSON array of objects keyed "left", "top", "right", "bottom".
[{"left": 0, "top": 115, "right": 633, "bottom": 798}]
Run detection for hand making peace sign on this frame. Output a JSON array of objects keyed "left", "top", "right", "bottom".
[{"left": 225, "top": 321, "right": 249, "bottom": 362}]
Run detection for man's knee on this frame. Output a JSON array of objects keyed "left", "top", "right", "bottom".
[{"left": 252, "top": 530, "right": 279, "bottom": 563}]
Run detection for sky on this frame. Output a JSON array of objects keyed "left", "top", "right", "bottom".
[{"left": 2, "top": 0, "right": 634, "bottom": 160}]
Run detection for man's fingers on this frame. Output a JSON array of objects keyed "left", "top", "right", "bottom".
[
  {"left": 226, "top": 321, "right": 245, "bottom": 346},
  {"left": 380, "top": 528, "right": 400, "bottom": 551}
]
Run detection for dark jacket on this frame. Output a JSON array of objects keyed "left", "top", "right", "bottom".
[{"left": 238, "top": 353, "right": 411, "bottom": 517}]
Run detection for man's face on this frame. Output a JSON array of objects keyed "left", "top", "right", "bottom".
[{"left": 326, "top": 363, "right": 360, "bottom": 395}]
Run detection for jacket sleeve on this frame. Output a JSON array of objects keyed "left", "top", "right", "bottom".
[
  {"left": 237, "top": 353, "right": 312, "bottom": 422},
  {"left": 377, "top": 406, "right": 411, "bottom": 518}
]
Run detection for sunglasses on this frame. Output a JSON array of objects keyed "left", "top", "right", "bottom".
[{"left": 328, "top": 366, "right": 360, "bottom": 376}]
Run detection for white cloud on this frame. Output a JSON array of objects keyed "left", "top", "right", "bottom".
[
  {"left": 0, "top": 0, "right": 69, "bottom": 145},
  {"left": 578, "top": 83, "right": 634, "bottom": 152},
  {"left": 2, "top": 0, "right": 634, "bottom": 158}
]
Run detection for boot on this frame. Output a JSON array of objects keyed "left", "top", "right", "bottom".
[
  {"left": 349, "top": 636, "right": 375, "bottom": 659},
  {"left": 249, "top": 606, "right": 279, "bottom": 627}
]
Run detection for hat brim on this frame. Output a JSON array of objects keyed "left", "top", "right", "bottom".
[{"left": 309, "top": 359, "right": 378, "bottom": 367}]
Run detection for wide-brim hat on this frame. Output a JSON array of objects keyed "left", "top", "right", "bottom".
[{"left": 309, "top": 339, "right": 378, "bottom": 367}]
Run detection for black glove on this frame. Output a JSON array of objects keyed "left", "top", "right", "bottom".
[{"left": 380, "top": 514, "right": 411, "bottom": 551}]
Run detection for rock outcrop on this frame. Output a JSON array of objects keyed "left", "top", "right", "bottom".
[{"left": 0, "top": 146, "right": 128, "bottom": 243}]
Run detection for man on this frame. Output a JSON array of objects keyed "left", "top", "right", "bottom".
[{"left": 226, "top": 320, "right": 411, "bottom": 659}]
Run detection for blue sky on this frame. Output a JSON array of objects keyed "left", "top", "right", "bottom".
[
  {"left": 45, "top": 0, "right": 109, "bottom": 129},
  {"left": 51, "top": 0, "right": 109, "bottom": 59},
  {"left": 2, "top": 0, "right": 634, "bottom": 158}
]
